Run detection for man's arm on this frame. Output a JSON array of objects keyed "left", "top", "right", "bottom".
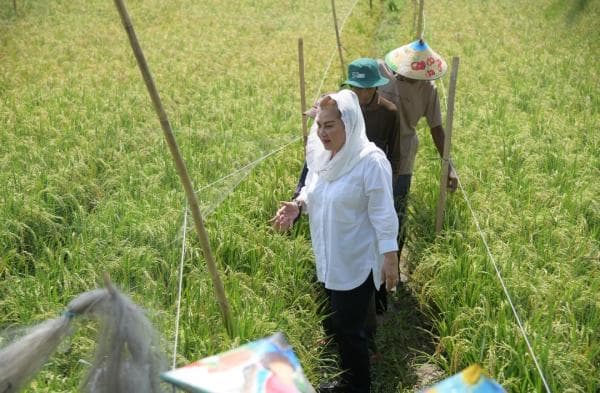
[
  {"left": 430, "top": 125, "right": 457, "bottom": 192},
  {"left": 387, "top": 110, "right": 402, "bottom": 183},
  {"left": 292, "top": 162, "right": 308, "bottom": 200}
]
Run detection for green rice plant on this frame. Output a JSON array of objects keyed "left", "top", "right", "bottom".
[
  {"left": 1, "top": 0, "right": 378, "bottom": 390},
  {"left": 2, "top": 0, "right": 599, "bottom": 391},
  {"left": 376, "top": 0, "right": 600, "bottom": 390}
]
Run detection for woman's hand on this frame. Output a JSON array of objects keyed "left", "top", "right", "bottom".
[
  {"left": 270, "top": 201, "right": 301, "bottom": 233},
  {"left": 381, "top": 252, "right": 399, "bottom": 292}
]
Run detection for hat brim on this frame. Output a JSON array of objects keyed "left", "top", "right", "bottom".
[
  {"left": 384, "top": 40, "right": 448, "bottom": 81},
  {"left": 341, "top": 76, "right": 389, "bottom": 89}
]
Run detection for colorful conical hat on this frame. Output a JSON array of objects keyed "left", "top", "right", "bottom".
[{"left": 384, "top": 39, "right": 447, "bottom": 80}]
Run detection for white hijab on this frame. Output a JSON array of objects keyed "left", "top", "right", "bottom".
[{"left": 305, "top": 89, "right": 380, "bottom": 182}]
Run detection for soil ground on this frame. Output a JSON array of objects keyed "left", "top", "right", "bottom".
[{"left": 371, "top": 255, "right": 444, "bottom": 393}]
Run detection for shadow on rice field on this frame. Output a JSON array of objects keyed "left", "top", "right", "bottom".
[{"left": 371, "top": 277, "right": 443, "bottom": 393}]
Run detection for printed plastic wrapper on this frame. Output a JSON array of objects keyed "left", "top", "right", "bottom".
[
  {"left": 420, "top": 365, "right": 506, "bottom": 393},
  {"left": 161, "top": 332, "right": 315, "bottom": 393}
]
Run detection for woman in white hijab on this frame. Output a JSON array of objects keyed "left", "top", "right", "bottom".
[{"left": 273, "top": 90, "right": 399, "bottom": 392}]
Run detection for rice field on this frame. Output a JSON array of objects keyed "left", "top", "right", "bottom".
[
  {"left": 377, "top": 1, "right": 599, "bottom": 391},
  {"left": 1, "top": 0, "right": 598, "bottom": 392}
]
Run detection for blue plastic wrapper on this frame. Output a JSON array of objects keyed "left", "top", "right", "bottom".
[{"left": 420, "top": 365, "right": 506, "bottom": 393}]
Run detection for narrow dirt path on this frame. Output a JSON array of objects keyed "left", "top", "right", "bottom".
[{"left": 371, "top": 256, "right": 443, "bottom": 393}]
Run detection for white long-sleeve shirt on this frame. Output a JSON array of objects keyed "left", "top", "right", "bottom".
[{"left": 297, "top": 149, "right": 399, "bottom": 291}]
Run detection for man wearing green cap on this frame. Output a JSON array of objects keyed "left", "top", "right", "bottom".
[
  {"left": 340, "top": 57, "right": 402, "bottom": 365},
  {"left": 341, "top": 58, "right": 402, "bottom": 177},
  {"left": 290, "top": 58, "right": 401, "bottom": 200}
]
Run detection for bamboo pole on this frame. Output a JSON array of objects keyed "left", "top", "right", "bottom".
[
  {"left": 435, "top": 57, "right": 459, "bottom": 234},
  {"left": 412, "top": 0, "right": 418, "bottom": 38},
  {"left": 103, "top": 272, "right": 117, "bottom": 297},
  {"left": 330, "top": 0, "right": 345, "bottom": 79},
  {"left": 416, "top": 0, "right": 425, "bottom": 39},
  {"left": 297, "top": 38, "right": 308, "bottom": 150},
  {"left": 112, "top": 0, "right": 233, "bottom": 337}
]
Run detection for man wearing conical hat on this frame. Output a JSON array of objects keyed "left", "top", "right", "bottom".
[{"left": 374, "top": 38, "right": 457, "bottom": 314}]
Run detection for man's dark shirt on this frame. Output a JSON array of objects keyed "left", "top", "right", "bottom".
[{"left": 362, "top": 93, "right": 401, "bottom": 176}]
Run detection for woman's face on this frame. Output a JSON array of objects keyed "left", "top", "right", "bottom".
[{"left": 316, "top": 106, "right": 345, "bottom": 156}]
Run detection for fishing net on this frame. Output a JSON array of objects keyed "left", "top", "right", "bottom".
[{"left": 0, "top": 283, "right": 168, "bottom": 393}]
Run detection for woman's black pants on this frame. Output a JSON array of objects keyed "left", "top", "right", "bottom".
[{"left": 323, "top": 273, "right": 375, "bottom": 393}]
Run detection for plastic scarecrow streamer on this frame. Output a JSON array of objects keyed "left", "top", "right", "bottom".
[
  {"left": 420, "top": 365, "right": 506, "bottom": 393},
  {"left": 161, "top": 332, "right": 315, "bottom": 393},
  {"left": 0, "top": 280, "right": 168, "bottom": 393}
]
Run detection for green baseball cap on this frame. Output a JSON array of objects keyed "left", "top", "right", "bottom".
[{"left": 342, "top": 58, "right": 389, "bottom": 88}]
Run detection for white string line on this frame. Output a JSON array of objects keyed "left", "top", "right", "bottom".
[
  {"left": 438, "top": 77, "right": 447, "bottom": 112},
  {"left": 195, "top": 136, "right": 301, "bottom": 194},
  {"left": 199, "top": 136, "right": 302, "bottom": 216},
  {"left": 437, "top": 50, "right": 548, "bottom": 389},
  {"left": 170, "top": 0, "right": 362, "bottom": 367},
  {"left": 312, "top": 51, "right": 337, "bottom": 103},
  {"left": 420, "top": 1, "right": 549, "bottom": 389},
  {"left": 440, "top": 74, "right": 550, "bottom": 389},
  {"left": 455, "top": 167, "right": 552, "bottom": 393},
  {"left": 169, "top": 136, "right": 300, "bottom": 367},
  {"left": 339, "top": 0, "right": 361, "bottom": 39},
  {"left": 171, "top": 204, "right": 188, "bottom": 371},
  {"left": 194, "top": 0, "right": 361, "bottom": 200},
  {"left": 312, "top": 0, "right": 361, "bottom": 102}
]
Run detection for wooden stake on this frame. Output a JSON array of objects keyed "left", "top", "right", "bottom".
[
  {"left": 112, "top": 0, "right": 233, "bottom": 337},
  {"left": 416, "top": 0, "right": 425, "bottom": 40},
  {"left": 330, "top": 0, "right": 345, "bottom": 79},
  {"left": 297, "top": 38, "right": 308, "bottom": 150},
  {"left": 412, "top": 0, "right": 418, "bottom": 38},
  {"left": 103, "top": 272, "right": 117, "bottom": 297},
  {"left": 13, "top": 0, "right": 17, "bottom": 14},
  {"left": 435, "top": 57, "right": 459, "bottom": 234}
]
